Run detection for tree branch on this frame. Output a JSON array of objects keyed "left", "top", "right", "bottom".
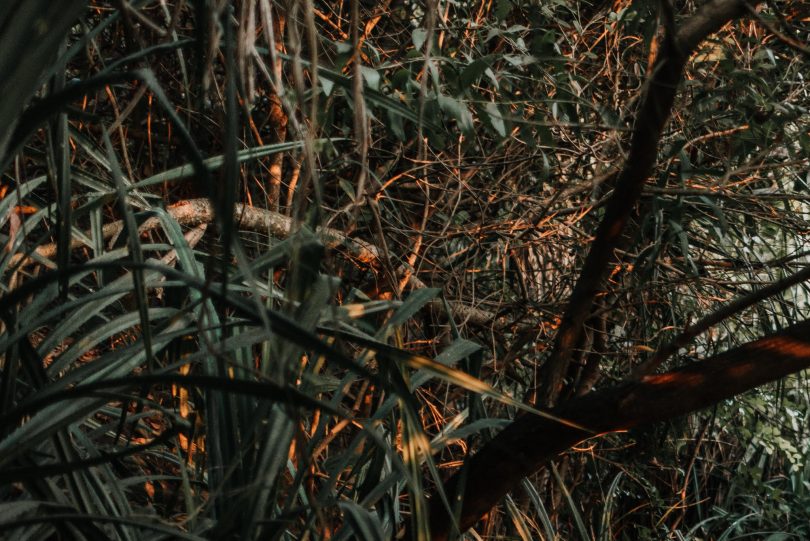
[
  {"left": 11, "top": 199, "right": 520, "bottom": 330},
  {"left": 536, "top": 0, "right": 747, "bottom": 406},
  {"left": 427, "top": 0, "right": 751, "bottom": 537},
  {"left": 429, "top": 318, "right": 810, "bottom": 540},
  {"left": 633, "top": 263, "right": 810, "bottom": 377}
]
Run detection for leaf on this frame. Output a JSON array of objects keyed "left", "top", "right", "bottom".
[
  {"left": 438, "top": 94, "right": 474, "bottom": 136},
  {"left": 430, "top": 418, "right": 510, "bottom": 451},
  {"left": 522, "top": 480, "right": 556, "bottom": 541},
  {"left": 412, "top": 28, "right": 428, "bottom": 50},
  {"left": 321, "top": 76, "right": 335, "bottom": 96},
  {"left": 698, "top": 195, "right": 729, "bottom": 239},
  {"left": 133, "top": 140, "right": 320, "bottom": 189},
  {"left": 412, "top": 338, "right": 481, "bottom": 388},
  {"left": 599, "top": 473, "right": 623, "bottom": 541},
  {"left": 384, "top": 288, "right": 440, "bottom": 331},
  {"left": 0, "top": 1, "right": 88, "bottom": 165},
  {"left": 360, "top": 66, "right": 381, "bottom": 91},
  {"left": 495, "top": 0, "right": 513, "bottom": 20},
  {"left": 485, "top": 102, "right": 506, "bottom": 137},
  {"left": 459, "top": 57, "right": 495, "bottom": 90},
  {"left": 324, "top": 327, "right": 593, "bottom": 432},
  {"left": 337, "top": 501, "right": 387, "bottom": 540},
  {"left": 299, "top": 59, "right": 441, "bottom": 133},
  {"left": 551, "top": 463, "right": 590, "bottom": 541}
]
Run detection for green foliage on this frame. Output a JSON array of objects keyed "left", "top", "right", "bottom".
[{"left": 0, "top": 1, "right": 808, "bottom": 540}]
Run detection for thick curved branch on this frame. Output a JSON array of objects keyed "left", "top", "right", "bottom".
[
  {"left": 429, "top": 318, "right": 810, "bottom": 540},
  {"left": 537, "top": 0, "right": 747, "bottom": 406}
]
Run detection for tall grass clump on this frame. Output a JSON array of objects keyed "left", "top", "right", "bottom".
[{"left": 0, "top": 3, "right": 491, "bottom": 539}]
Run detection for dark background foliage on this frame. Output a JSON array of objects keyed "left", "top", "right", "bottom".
[{"left": 0, "top": 0, "right": 808, "bottom": 539}]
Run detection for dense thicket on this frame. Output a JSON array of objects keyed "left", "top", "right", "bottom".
[{"left": 0, "top": 1, "right": 808, "bottom": 539}]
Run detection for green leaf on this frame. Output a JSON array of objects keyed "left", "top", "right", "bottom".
[
  {"left": 412, "top": 28, "right": 428, "bottom": 50},
  {"left": 485, "top": 102, "right": 506, "bottom": 137},
  {"left": 360, "top": 66, "right": 381, "bottom": 91},
  {"left": 337, "top": 501, "right": 387, "bottom": 540},
  {"left": 495, "top": 0, "right": 513, "bottom": 20},
  {"left": 438, "top": 94, "right": 474, "bottom": 136}
]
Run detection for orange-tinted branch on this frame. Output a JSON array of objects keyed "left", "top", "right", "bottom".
[
  {"left": 536, "top": 0, "right": 747, "bottom": 406},
  {"left": 429, "top": 318, "right": 810, "bottom": 540}
]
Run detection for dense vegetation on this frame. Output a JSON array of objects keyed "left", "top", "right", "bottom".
[{"left": 1, "top": 0, "right": 809, "bottom": 539}]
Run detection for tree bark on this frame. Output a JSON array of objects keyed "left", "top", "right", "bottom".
[
  {"left": 429, "top": 319, "right": 810, "bottom": 540},
  {"left": 537, "top": 0, "right": 747, "bottom": 406},
  {"left": 425, "top": 1, "right": 773, "bottom": 537}
]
